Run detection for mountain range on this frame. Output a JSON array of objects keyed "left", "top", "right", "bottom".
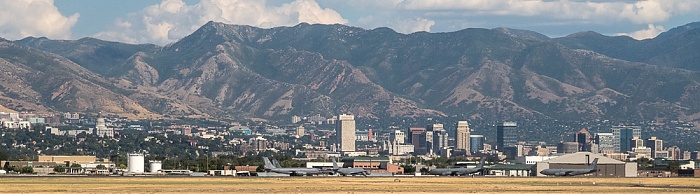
[{"left": 1, "top": 21, "right": 699, "bottom": 121}]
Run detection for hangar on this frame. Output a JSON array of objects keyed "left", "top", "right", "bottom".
[{"left": 535, "top": 152, "right": 637, "bottom": 177}]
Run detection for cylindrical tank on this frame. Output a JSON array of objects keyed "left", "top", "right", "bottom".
[
  {"left": 149, "top": 160, "right": 162, "bottom": 173},
  {"left": 128, "top": 153, "right": 145, "bottom": 173}
]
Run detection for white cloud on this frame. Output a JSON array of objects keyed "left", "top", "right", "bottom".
[
  {"left": 0, "top": 0, "right": 79, "bottom": 40},
  {"left": 95, "top": 0, "right": 347, "bottom": 45},
  {"left": 396, "top": 0, "right": 700, "bottom": 24},
  {"left": 618, "top": 24, "right": 665, "bottom": 40},
  {"left": 357, "top": 15, "right": 435, "bottom": 34}
]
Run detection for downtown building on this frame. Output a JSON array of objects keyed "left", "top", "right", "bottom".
[
  {"left": 455, "top": 121, "right": 471, "bottom": 154},
  {"left": 497, "top": 122, "right": 519, "bottom": 158},
  {"left": 612, "top": 126, "right": 641, "bottom": 153},
  {"left": 336, "top": 114, "right": 356, "bottom": 153}
]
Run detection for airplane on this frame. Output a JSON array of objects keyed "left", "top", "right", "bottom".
[
  {"left": 428, "top": 158, "right": 486, "bottom": 176},
  {"left": 330, "top": 157, "right": 371, "bottom": 177},
  {"left": 540, "top": 158, "right": 599, "bottom": 176},
  {"left": 262, "top": 157, "right": 324, "bottom": 176},
  {"left": 271, "top": 158, "right": 282, "bottom": 168}
]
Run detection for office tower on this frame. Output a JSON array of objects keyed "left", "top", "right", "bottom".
[
  {"left": 336, "top": 114, "right": 356, "bottom": 152},
  {"left": 667, "top": 146, "right": 681, "bottom": 160},
  {"left": 595, "top": 133, "right": 614, "bottom": 153},
  {"left": 496, "top": 122, "right": 518, "bottom": 152},
  {"left": 630, "top": 137, "right": 644, "bottom": 150},
  {"left": 573, "top": 128, "right": 591, "bottom": 151},
  {"left": 612, "top": 126, "right": 641, "bottom": 153},
  {"left": 295, "top": 125, "right": 305, "bottom": 137},
  {"left": 409, "top": 127, "right": 425, "bottom": 154},
  {"left": 433, "top": 129, "right": 449, "bottom": 155},
  {"left": 456, "top": 121, "right": 470, "bottom": 152},
  {"left": 646, "top": 137, "right": 663, "bottom": 158},
  {"left": 390, "top": 130, "right": 405, "bottom": 144},
  {"left": 469, "top": 135, "right": 484, "bottom": 154},
  {"left": 427, "top": 124, "right": 447, "bottom": 155}
]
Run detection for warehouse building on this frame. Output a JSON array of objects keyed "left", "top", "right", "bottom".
[{"left": 535, "top": 152, "right": 637, "bottom": 177}]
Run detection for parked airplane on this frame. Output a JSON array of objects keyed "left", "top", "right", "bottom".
[
  {"left": 540, "top": 158, "right": 599, "bottom": 176},
  {"left": 428, "top": 158, "right": 486, "bottom": 176},
  {"left": 271, "top": 158, "right": 282, "bottom": 168},
  {"left": 330, "top": 158, "right": 371, "bottom": 177},
  {"left": 263, "top": 157, "right": 324, "bottom": 176}
]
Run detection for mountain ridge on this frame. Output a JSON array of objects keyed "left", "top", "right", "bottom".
[{"left": 4, "top": 21, "right": 700, "bottom": 121}]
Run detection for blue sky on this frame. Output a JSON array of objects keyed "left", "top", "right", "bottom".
[{"left": 1, "top": 0, "right": 698, "bottom": 45}]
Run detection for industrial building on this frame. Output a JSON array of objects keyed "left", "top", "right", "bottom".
[
  {"left": 535, "top": 152, "right": 637, "bottom": 177},
  {"left": 341, "top": 157, "right": 404, "bottom": 174}
]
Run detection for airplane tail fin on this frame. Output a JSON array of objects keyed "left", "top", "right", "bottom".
[
  {"left": 263, "top": 157, "right": 276, "bottom": 169},
  {"left": 588, "top": 158, "right": 599, "bottom": 170},
  {"left": 476, "top": 158, "right": 486, "bottom": 169},
  {"left": 272, "top": 158, "right": 282, "bottom": 168},
  {"left": 332, "top": 158, "right": 339, "bottom": 170}
]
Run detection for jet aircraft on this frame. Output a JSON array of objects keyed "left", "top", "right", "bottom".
[
  {"left": 428, "top": 158, "right": 486, "bottom": 176},
  {"left": 263, "top": 157, "right": 325, "bottom": 176},
  {"left": 540, "top": 158, "right": 599, "bottom": 176},
  {"left": 330, "top": 158, "right": 371, "bottom": 177}
]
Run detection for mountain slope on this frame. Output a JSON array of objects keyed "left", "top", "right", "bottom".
[
  {"left": 4, "top": 21, "right": 700, "bottom": 121},
  {"left": 0, "top": 39, "right": 157, "bottom": 118}
]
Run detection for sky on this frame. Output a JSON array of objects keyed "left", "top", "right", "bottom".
[{"left": 1, "top": 0, "right": 699, "bottom": 45}]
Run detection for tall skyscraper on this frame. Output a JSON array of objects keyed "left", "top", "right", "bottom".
[
  {"left": 646, "top": 137, "right": 663, "bottom": 158},
  {"left": 595, "top": 133, "right": 614, "bottom": 153},
  {"left": 427, "top": 124, "right": 447, "bottom": 155},
  {"left": 612, "top": 126, "right": 641, "bottom": 153},
  {"left": 469, "top": 135, "right": 484, "bottom": 154},
  {"left": 496, "top": 122, "right": 518, "bottom": 152},
  {"left": 456, "top": 121, "right": 470, "bottom": 152},
  {"left": 408, "top": 127, "right": 425, "bottom": 154},
  {"left": 336, "top": 114, "right": 356, "bottom": 152}
]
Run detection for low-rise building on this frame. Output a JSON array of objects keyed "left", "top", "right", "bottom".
[{"left": 535, "top": 152, "right": 637, "bottom": 177}]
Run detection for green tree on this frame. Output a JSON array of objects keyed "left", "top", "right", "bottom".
[
  {"left": 53, "top": 165, "right": 66, "bottom": 173},
  {"left": 70, "top": 163, "right": 82, "bottom": 168},
  {"left": 667, "top": 161, "right": 681, "bottom": 173},
  {"left": 119, "top": 164, "right": 127, "bottom": 169},
  {"left": 96, "top": 164, "right": 107, "bottom": 170},
  {"left": 256, "top": 164, "right": 265, "bottom": 172},
  {"left": 637, "top": 157, "right": 652, "bottom": 169},
  {"left": 20, "top": 166, "right": 33, "bottom": 174},
  {"left": 0, "top": 149, "right": 9, "bottom": 161},
  {"left": 420, "top": 167, "right": 429, "bottom": 174},
  {"left": 401, "top": 165, "right": 416, "bottom": 174}
]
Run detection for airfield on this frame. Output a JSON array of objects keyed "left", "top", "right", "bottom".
[{"left": 1, "top": 177, "right": 699, "bottom": 193}]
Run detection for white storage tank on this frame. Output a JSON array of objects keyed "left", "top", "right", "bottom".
[
  {"left": 149, "top": 160, "right": 162, "bottom": 173},
  {"left": 128, "top": 153, "right": 145, "bottom": 173}
]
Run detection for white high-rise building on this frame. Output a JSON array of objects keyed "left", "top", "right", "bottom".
[
  {"left": 390, "top": 130, "right": 405, "bottom": 144},
  {"left": 456, "top": 121, "right": 470, "bottom": 153},
  {"left": 336, "top": 114, "right": 356, "bottom": 152}
]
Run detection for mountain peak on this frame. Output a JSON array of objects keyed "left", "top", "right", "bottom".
[
  {"left": 493, "top": 27, "right": 550, "bottom": 41},
  {"left": 566, "top": 31, "right": 603, "bottom": 38}
]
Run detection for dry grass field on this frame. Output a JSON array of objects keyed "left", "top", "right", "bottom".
[{"left": 0, "top": 177, "right": 699, "bottom": 193}]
